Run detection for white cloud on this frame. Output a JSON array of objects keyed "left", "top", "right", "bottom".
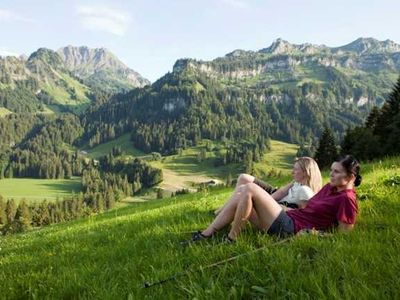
[
  {"left": 76, "top": 5, "right": 131, "bottom": 36},
  {"left": 0, "top": 9, "right": 34, "bottom": 23}
]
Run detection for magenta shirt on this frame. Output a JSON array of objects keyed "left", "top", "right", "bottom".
[{"left": 287, "top": 183, "right": 358, "bottom": 233}]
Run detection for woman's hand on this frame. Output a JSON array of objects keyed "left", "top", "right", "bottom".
[{"left": 271, "top": 182, "right": 294, "bottom": 201}]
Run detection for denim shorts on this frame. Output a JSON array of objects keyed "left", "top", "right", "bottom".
[{"left": 267, "top": 210, "right": 295, "bottom": 236}]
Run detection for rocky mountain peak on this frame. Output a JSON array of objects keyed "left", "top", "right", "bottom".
[
  {"left": 27, "top": 48, "right": 65, "bottom": 69},
  {"left": 225, "top": 49, "right": 253, "bottom": 58},
  {"left": 172, "top": 58, "right": 197, "bottom": 73},
  {"left": 259, "top": 38, "right": 328, "bottom": 55},
  {"left": 260, "top": 38, "right": 295, "bottom": 54},
  {"left": 336, "top": 37, "right": 400, "bottom": 54},
  {"left": 57, "top": 46, "right": 123, "bottom": 72},
  {"left": 57, "top": 45, "right": 150, "bottom": 90}
]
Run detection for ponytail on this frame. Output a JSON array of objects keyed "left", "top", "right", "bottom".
[{"left": 336, "top": 155, "right": 362, "bottom": 187}]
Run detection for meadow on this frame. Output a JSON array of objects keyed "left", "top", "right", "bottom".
[
  {"left": 0, "top": 107, "right": 13, "bottom": 117},
  {"left": 0, "top": 177, "right": 82, "bottom": 204},
  {"left": 0, "top": 156, "right": 399, "bottom": 299},
  {"left": 148, "top": 139, "right": 298, "bottom": 195},
  {"left": 82, "top": 133, "right": 146, "bottom": 159}
]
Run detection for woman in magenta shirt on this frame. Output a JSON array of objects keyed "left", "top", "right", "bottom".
[{"left": 195, "top": 155, "right": 361, "bottom": 242}]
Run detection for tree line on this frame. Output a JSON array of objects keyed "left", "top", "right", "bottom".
[
  {"left": 0, "top": 153, "right": 163, "bottom": 235},
  {"left": 313, "top": 75, "right": 400, "bottom": 167},
  {"left": 81, "top": 68, "right": 373, "bottom": 160}
]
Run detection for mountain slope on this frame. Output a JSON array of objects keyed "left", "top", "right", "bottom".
[
  {"left": 0, "top": 48, "right": 91, "bottom": 113},
  {"left": 1, "top": 156, "right": 399, "bottom": 298},
  {"left": 174, "top": 37, "right": 400, "bottom": 106},
  {"left": 0, "top": 46, "right": 150, "bottom": 114},
  {"left": 57, "top": 46, "right": 150, "bottom": 92},
  {"left": 84, "top": 37, "right": 400, "bottom": 153}
]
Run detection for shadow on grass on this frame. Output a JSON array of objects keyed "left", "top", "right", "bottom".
[{"left": 38, "top": 181, "right": 83, "bottom": 194}]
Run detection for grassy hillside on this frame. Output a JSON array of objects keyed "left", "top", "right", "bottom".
[
  {"left": 1, "top": 156, "right": 399, "bottom": 298},
  {"left": 0, "top": 107, "right": 13, "bottom": 117},
  {"left": 0, "top": 139, "right": 294, "bottom": 204},
  {"left": 149, "top": 140, "right": 298, "bottom": 195},
  {"left": 0, "top": 178, "right": 82, "bottom": 203},
  {"left": 82, "top": 133, "right": 145, "bottom": 159},
  {"left": 80, "top": 138, "right": 297, "bottom": 196}
]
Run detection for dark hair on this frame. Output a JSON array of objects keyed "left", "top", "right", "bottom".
[{"left": 335, "top": 155, "right": 362, "bottom": 187}]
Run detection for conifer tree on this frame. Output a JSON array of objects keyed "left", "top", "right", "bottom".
[
  {"left": 105, "top": 188, "right": 115, "bottom": 209},
  {"left": 365, "top": 106, "right": 381, "bottom": 129},
  {"left": 38, "top": 201, "right": 50, "bottom": 226},
  {"left": 5, "top": 199, "right": 17, "bottom": 223},
  {"left": 15, "top": 200, "right": 31, "bottom": 229},
  {"left": 314, "top": 127, "right": 338, "bottom": 168},
  {"left": 374, "top": 76, "right": 400, "bottom": 152},
  {"left": 0, "top": 195, "right": 6, "bottom": 224}
]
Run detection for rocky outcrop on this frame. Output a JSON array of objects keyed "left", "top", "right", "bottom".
[
  {"left": 57, "top": 46, "right": 150, "bottom": 90},
  {"left": 171, "top": 38, "right": 400, "bottom": 103}
]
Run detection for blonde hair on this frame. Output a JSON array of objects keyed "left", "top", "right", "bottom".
[{"left": 294, "top": 157, "right": 322, "bottom": 193}]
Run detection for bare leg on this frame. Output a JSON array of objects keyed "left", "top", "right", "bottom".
[
  {"left": 229, "top": 183, "right": 282, "bottom": 240},
  {"left": 214, "top": 174, "right": 255, "bottom": 215},
  {"left": 202, "top": 183, "right": 249, "bottom": 237}
]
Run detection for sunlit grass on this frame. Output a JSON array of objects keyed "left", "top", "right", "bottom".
[
  {"left": 1, "top": 157, "right": 399, "bottom": 298},
  {"left": 0, "top": 177, "right": 82, "bottom": 203},
  {"left": 0, "top": 107, "right": 13, "bottom": 117},
  {"left": 82, "top": 133, "right": 146, "bottom": 159}
]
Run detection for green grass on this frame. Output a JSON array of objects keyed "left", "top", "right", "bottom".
[
  {"left": 0, "top": 156, "right": 399, "bottom": 298},
  {"left": 83, "top": 138, "right": 297, "bottom": 195},
  {"left": 42, "top": 71, "right": 91, "bottom": 114},
  {"left": 148, "top": 140, "right": 298, "bottom": 194},
  {"left": 36, "top": 105, "right": 55, "bottom": 115},
  {"left": 0, "top": 107, "right": 13, "bottom": 117},
  {"left": 82, "top": 134, "right": 146, "bottom": 159},
  {"left": 254, "top": 140, "right": 298, "bottom": 172},
  {"left": 0, "top": 177, "right": 82, "bottom": 203}
]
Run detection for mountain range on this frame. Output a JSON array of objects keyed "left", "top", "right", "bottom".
[
  {"left": 1, "top": 37, "right": 400, "bottom": 150},
  {"left": 174, "top": 37, "right": 400, "bottom": 106},
  {"left": 0, "top": 46, "right": 149, "bottom": 113}
]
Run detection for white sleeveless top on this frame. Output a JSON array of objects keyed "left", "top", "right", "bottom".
[{"left": 278, "top": 182, "right": 314, "bottom": 204}]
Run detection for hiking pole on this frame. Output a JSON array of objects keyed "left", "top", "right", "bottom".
[{"left": 143, "top": 237, "right": 291, "bottom": 289}]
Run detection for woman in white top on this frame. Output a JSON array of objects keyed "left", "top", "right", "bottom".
[
  {"left": 195, "top": 157, "right": 322, "bottom": 241},
  {"left": 215, "top": 157, "right": 322, "bottom": 213}
]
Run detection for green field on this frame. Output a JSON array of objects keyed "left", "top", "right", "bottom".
[
  {"left": 151, "top": 139, "right": 298, "bottom": 193},
  {"left": 84, "top": 138, "right": 298, "bottom": 195},
  {"left": 2, "top": 152, "right": 399, "bottom": 298},
  {"left": 0, "top": 107, "right": 13, "bottom": 117},
  {"left": 82, "top": 133, "right": 146, "bottom": 159},
  {"left": 0, "top": 178, "right": 82, "bottom": 203}
]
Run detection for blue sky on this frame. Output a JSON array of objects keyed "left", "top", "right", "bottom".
[{"left": 1, "top": 0, "right": 399, "bottom": 82}]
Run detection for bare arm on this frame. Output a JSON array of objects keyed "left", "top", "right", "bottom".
[
  {"left": 338, "top": 222, "right": 354, "bottom": 232},
  {"left": 271, "top": 182, "right": 293, "bottom": 201}
]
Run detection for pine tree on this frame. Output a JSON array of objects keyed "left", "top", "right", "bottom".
[
  {"left": 15, "top": 200, "right": 31, "bottom": 229},
  {"left": 374, "top": 76, "right": 400, "bottom": 152},
  {"left": 105, "top": 188, "right": 115, "bottom": 209},
  {"left": 95, "top": 193, "right": 104, "bottom": 213},
  {"left": 365, "top": 106, "right": 380, "bottom": 129},
  {"left": 0, "top": 195, "right": 7, "bottom": 224},
  {"left": 38, "top": 201, "right": 50, "bottom": 226},
  {"left": 314, "top": 127, "right": 338, "bottom": 168},
  {"left": 5, "top": 199, "right": 17, "bottom": 223}
]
